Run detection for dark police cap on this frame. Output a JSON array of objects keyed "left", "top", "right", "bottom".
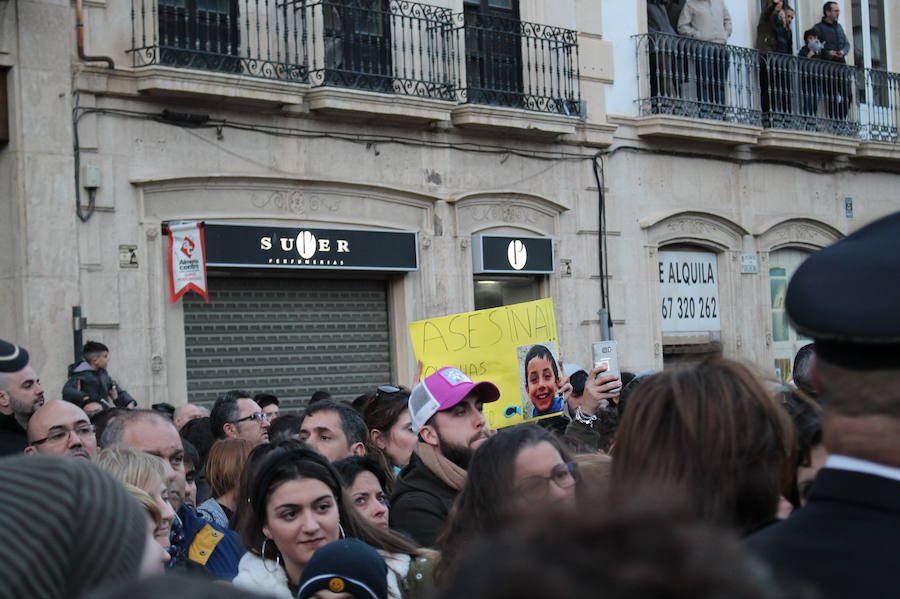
[
  {"left": 0, "top": 339, "right": 29, "bottom": 373},
  {"left": 785, "top": 211, "right": 900, "bottom": 369}
]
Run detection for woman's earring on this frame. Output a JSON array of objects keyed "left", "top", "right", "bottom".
[
  {"left": 262, "top": 538, "right": 280, "bottom": 571},
  {"left": 339, "top": 523, "right": 346, "bottom": 539}
]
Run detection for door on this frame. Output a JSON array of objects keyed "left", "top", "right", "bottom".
[
  {"left": 769, "top": 249, "right": 812, "bottom": 383},
  {"left": 463, "top": 0, "right": 524, "bottom": 107}
]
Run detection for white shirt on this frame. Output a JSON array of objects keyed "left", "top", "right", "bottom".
[{"left": 825, "top": 454, "right": 900, "bottom": 484}]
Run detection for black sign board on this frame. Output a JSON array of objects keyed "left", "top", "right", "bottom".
[
  {"left": 472, "top": 234, "right": 554, "bottom": 274},
  {"left": 200, "top": 222, "right": 418, "bottom": 271}
]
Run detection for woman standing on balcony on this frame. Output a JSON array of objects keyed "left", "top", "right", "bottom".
[{"left": 757, "top": 1, "right": 794, "bottom": 124}]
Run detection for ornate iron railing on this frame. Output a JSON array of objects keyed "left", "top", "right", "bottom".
[
  {"left": 129, "top": 0, "right": 310, "bottom": 81},
  {"left": 301, "top": 0, "right": 456, "bottom": 99},
  {"left": 635, "top": 33, "right": 759, "bottom": 125},
  {"left": 861, "top": 68, "right": 899, "bottom": 142},
  {"left": 456, "top": 12, "right": 580, "bottom": 115},
  {"left": 128, "top": 0, "right": 457, "bottom": 100},
  {"left": 759, "top": 52, "right": 858, "bottom": 137}
]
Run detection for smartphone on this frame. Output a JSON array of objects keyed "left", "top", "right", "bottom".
[{"left": 592, "top": 340, "right": 622, "bottom": 393}]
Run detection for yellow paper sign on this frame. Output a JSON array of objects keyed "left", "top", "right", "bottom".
[{"left": 409, "top": 299, "right": 562, "bottom": 429}]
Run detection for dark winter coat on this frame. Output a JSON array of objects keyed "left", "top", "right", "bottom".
[
  {"left": 62, "top": 361, "right": 136, "bottom": 408},
  {"left": 0, "top": 411, "right": 27, "bottom": 456},
  {"left": 812, "top": 18, "right": 849, "bottom": 62},
  {"left": 389, "top": 454, "right": 459, "bottom": 548}
]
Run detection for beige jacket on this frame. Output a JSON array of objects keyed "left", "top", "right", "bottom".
[{"left": 678, "top": 0, "right": 732, "bottom": 44}]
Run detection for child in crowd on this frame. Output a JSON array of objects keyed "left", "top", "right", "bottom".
[
  {"left": 297, "top": 539, "right": 388, "bottom": 599},
  {"left": 63, "top": 341, "right": 136, "bottom": 408},
  {"left": 523, "top": 345, "right": 565, "bottom": 418}
]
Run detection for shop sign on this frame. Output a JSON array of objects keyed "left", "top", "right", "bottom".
[
  {"left": 472, "top": 235, "right": 554, "bottom": 274},
  {"left": 198, "top": 222, "right": 418, "bottom": 271},
  {"left": 658, "top": 250, "right": 721, "bottom": 333}
]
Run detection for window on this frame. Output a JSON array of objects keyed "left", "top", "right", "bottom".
[
  {"left": 769, "top": 249, "right": 811, "bottom": 382},
  {"left": 463, "top": 0, "right": 524, "bottom": 107},
  {"left": 852, "top": 0, "right": 888, "bottom": 105},
  {"left": 474, "top": 276, "right": 539, "bottom": 310},
  {"left": 158, "top": 0, "right": 240, "bottom": 71},
  {"left": 323, "top": 0, "right": 393, "bottom": 92}
]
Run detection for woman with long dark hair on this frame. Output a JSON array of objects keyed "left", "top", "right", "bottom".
[
  {"left": 437, "top": 424, "right": 577, "bottom": 584},
  {"left": 233, "top": 444, "right": 434, "bottom": 599}
]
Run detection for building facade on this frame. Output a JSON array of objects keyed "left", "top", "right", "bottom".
[{"left": 1, "top": 0, "right": 898, "bottom": 409}]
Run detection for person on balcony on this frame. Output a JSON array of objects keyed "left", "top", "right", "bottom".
[
  {"left": 757, "top": 2, "right": 795, "bottom": 126},
  {"left": 812, "top": 2, "right": 851, "bottom": 123},
  {"left": 798, "top": 28, "right": 826, "bottom": 127},
  {"left": 647, "top": 0, "right": 683, "bottom": 112},
  {"left": 677, "top": 0, "right": 732, "bottom": 118}
]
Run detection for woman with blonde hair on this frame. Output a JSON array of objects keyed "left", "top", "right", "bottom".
[
  {"left": 96, "top": 447, "right": 177, "bottom": 549},
  {"left": 198, "top": 438, "right": 255, "bottom": 528},
  {"left": 123, "top": 482, "right": 172, "bottom": 574}
]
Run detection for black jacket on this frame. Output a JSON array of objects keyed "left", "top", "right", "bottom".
[
  {"left": 62, "top": 362, "right": 136, "bottom": 408},
  {"left": 747, "top": 468, "right": 900, "bottom": 599},
  {"left": 812, "top": 19, "right": 849, "bottom": 62},
  {"left": 389, "top": 454, "right": 459, "bottom": 548},
  {"left": 0, "top": 412, "right": 28, "bottom": 456}
]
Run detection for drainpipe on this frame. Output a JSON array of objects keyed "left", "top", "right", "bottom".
[{"left": 75, "top": 0, "right": 115, "bottom": 69}]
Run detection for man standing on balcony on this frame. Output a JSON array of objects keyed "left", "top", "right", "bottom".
[
  {"left": 812, "top": 2, "right": 851, "bottom": 122},
  {"left": 678, "top": 0, "right": 732, "bottom": 118}
]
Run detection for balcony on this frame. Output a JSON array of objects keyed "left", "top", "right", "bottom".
[
  {"left": 635, "top": 32, "right": 900, "bottom": 157},
  {"left": 127, "top": 0, "right": 582, "bottom": 129}
]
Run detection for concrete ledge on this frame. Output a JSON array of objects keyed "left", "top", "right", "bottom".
[
  {"left": 560, "top": 121, "right": 617, "bottom": 147},
  {"left": 636, "top": 114, "right": 761, "bottom": 145},
  {"left": 451, "top": 104, "right": 579, "bottom": 137},
  {"left": 756, "top": 128, "right": 859, "bottom": 155},
  {"left": 134, "top": 66, "right": 305, "bottom": 106},
  {"left": 854, "top": 139, "right": 900, "bottom": 162},
  {"left": 305, "top": 87, "right": 453, "bottom": 123}
]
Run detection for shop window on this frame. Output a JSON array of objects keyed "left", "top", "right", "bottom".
[
  {"left": 769, "top": 249, "right": 811, "bottom": 382},
  {"left": 474, "top": 275, "right": 539, "bottom": 310}
]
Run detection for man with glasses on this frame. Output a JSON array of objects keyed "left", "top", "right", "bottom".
[
  {"left": 24, "top": 400, "right": 97, "bottom": 460},
  {"left": 0, "top": 339, "right": 45, "bottom": 456},
  {"left": 300, "top": 399, "right": 368, "bottom": 462},
  {"left": 391, "top": 367, "right": 500, "bottom": 547},
  {"left": 210, "top": 390, "right": 270, "bottom": 446},
  {"left": 101, "top": 408, "right": 245, "bottom": 579}
]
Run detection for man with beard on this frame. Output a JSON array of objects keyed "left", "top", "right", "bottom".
[
  {"left": 25, "top": 400, "right": 97, "bottom": 459},
  {"left": 390, "top": 367, "right": 500, "bottom": 547},
  {"left": 0, "top": 339, "right": 45, "bottom": 455}
]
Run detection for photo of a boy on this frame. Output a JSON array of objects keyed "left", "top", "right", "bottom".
[{"left": 521, "top": 344, "right": 565, "bottom": 418}]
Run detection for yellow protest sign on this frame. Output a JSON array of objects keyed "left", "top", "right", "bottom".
[{"left": 409, "top": 299, "right": 562, "bottom": 429}]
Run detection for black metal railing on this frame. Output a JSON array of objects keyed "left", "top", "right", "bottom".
[
  {"left": 130, "top": 0, "right": 309, "bottom": 81},
  {"left": 128, "top": 1, "right": 581, "bottom": 115},
  {"left": 457, "top": 12, "right": 580, "bottom": 115},
  {"left": 299, "top": 0, "right": 456, "bottom": 99},
  {"left": 759, "top": 52, "right": 858, "bottom": 137},
  {"left": 861, "top": 68, "right": 900, "bottom": 142},
  {"left": 636, "top": 33, "right": 758, "bottom": 125}
]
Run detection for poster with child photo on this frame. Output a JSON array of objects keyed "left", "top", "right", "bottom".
[{"left": 517, "top": 342, "right": 564, "bottom": 419}]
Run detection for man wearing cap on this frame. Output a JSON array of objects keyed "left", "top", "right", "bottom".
[
  {"left": 747, "top": 212, "right": 900, "bottom": 599},
  {"left": 24, "top": 400, "right": 97, "bottom": 460},
  {"left": 0, "top": 339, "right": 45, "bottom": 456},
  {"left": 390, "top": 367, "right": 500, "bottom": 547}
]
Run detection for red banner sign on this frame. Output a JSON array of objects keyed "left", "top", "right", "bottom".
[{"left": 167, "top": 222, "right": 208, "bottom": 303}]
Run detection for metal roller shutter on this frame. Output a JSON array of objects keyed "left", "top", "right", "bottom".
[{"left": 183, "top": 276, "right": 392, "bottom": 412}]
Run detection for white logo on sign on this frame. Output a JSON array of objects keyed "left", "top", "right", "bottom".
[
  {"left": 440, "top": 368, "right": 471, "bottom": 386},
  {"left": 297, "top": 231, "right": 317, "bottom": 259},
  {"left": 507, "top": 240, "right": 527, "bottom": 270}
]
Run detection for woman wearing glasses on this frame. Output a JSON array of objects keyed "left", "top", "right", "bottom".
[
  {"left": 436, "top": 424, "right": 577, "bottom": 584},
  {"left": 234, "top": 444, "right": 435, "bottom": 599}
]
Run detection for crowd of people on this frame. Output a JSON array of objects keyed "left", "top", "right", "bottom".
[
  {"left": 646, "top": 0, "right": 853, "bottom": 128},
  {"left": 1, "top": 210, "right": 898, "bottom": 599}
]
